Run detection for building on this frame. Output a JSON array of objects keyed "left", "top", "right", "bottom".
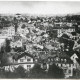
[
  {"left": 47, "top": 53, "right": 74, "bottom": 78},
  {"left": 54, "top": 22, "right": 63, "bottom": 27},
  {"left": 66, "top": 23, "right": 73, "bottom": 27},
  {"left": 57, "top": 27, "right": 75, "bottom": 38},
  {"left": 70, "top": 51, "right": 80, "bottom": 70},
  {"left": 4, "top": 52, "right": 35, "bottom": 72},
  {"left": 52, "top": 26, "right": 75, "bottom": 38},
  {"left": 0, "top": 26, "right": 15, "bottom": 39},
  {"left": 70, "top": 53, "right": 79, "bottom": 69}
]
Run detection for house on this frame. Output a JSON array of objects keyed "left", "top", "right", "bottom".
[
  {"left": 67, "top": 23, "right": 73, "bottom": 27},
  {"left": 0, "top": 26, "right": 15, "bottom": 39},
  {"left": 4, "top": 52, "right": 35, "bottom": 72},
  {"left": 54, "top": 22, "right": 63, "bottom": 27},
  {"left": 70, "top": 51, "right": 80, "bottom": 70},
  {"left": 53, "top": 26, "right": 75, "bottom": 38},
  {"left": 47, "top": 53, "right": 74, "bottom": 78},
  {"left": 73, "top": 41, "right": 80, "bottom": 50},
  {"left": 71, "top": 53, "right": 78, "bottom": 64},
  {"left": 39, "top": 53, "right": 56, "bottom": 71}
]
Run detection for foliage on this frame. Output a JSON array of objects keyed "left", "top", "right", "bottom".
[
  {"left": 5, "top": 39, "right": 11, "bottom": 52},
  {"left": 47, "top": 64, "right": 64, "bottom": 78},
  {"left": 28, "top": 64, "right": 47, "bottom": 78},
  {"left": 14, "top": 66, "right": 26, "bottom": 78},
  {"left": 69, "top": 69, "right": 80, "bottom": 79},
  {"left": 59, "top": 34, "right": 74, "bottom": 51}
]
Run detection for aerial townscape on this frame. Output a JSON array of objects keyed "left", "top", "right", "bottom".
[{"left": 0, "top": 13, "right": 80, "bottom": 78}]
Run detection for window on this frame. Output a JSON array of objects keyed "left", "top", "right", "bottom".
[
  {"left": 64, "top": 59, "right": 67, "bottom": 62},
  {"left": 48, "top": 58, "right": 50, "bottom": 61},
  {"left": 69, "top": 64, "right": 71, "bottom": 67},
  {"left": 67, "top": 64, "right": 69, "bottom": 67},
  {"left": 56, "top": 57, "right": 59, "bottom": 61},
  {"left": 68, "top": 70, "right": 71, "bottom": 73},
  {"left": 20, "top": 59, "right": 24, "bottom": 62},
  {"left": 61, "top": 64, "right": 63, "bottom": 67},
  {"left": 64, "top": 69, "right": 67, "bottom": 73},
  {"left": 58, "top": 63, "right": 61, "bottom": 67},
  {"left": 51, "top": 58, "right": 53, "bottom": 61},
  {"left": 27, "top": 58, "right": 31, "bottom": 62},
  {"left": 61, "top": 59, "right": 63, "bottom": 62},
  {"left": 27, "top": 65, "right": 31, "bottom": 68},
  {"left": 63, "top": 64, "right": 65, "bottom": 66},
  {"left": 56, "top": 63, "right": 58, "bottom": 66}
]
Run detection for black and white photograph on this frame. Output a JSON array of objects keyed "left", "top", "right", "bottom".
[{"left": 0, "top": 1, "right": 80, "bottom": 79}]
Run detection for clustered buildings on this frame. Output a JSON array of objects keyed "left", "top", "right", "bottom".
[{"left": 0, "top": 14, "right": 80, "bottom": 78}]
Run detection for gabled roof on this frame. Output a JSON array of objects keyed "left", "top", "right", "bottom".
[
  {"left": 70, "top": 51, "right": 80, "bottom": 64},
  {"left": 76, "top": 58, "right": 80, "bottom": 64},
  {"left": 74, "top": 51, "right": 80, "bottom": 59},
  {"left": 13, "top": 52, "right": 34, "bottom": 61}
]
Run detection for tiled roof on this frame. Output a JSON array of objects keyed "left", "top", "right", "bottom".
[{"left": 13, "top": 52, "right": 34, "bottom": 61}]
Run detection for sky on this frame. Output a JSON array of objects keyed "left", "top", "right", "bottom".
[{"left": 0, "top": 1, "right": 80, "bottom": 15}]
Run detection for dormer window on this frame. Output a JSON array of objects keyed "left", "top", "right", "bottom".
[
  {"left": 48, "top": 58, "right": 50, "bottom": 61},
  {"left": 61, "top": 59, "right": 63, "bottom": 62},
  {"left": 27, "top": 65, "right": 31, "bottom": 69},
  {"left": 56, "top": 57, "right": 59, "bottom": 61},
  {"left": 64, "top": 59, "right": 67, "bottom": 62},
  {"left": 51, "top": 58, "right": 53, "bottom": 61}
]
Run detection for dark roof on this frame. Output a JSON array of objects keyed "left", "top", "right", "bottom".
[
  {"left": 13, "top": 52, "right": 34, "bottom": 61},
  {"left": 65, "top": 51, "right": 74, "bottom": 57},
  {"left": 74, "top": 51, "right": 80, "bottom": 59},
  {"left": 56, "top": 53, "right": 70, "bottom": 58},
  {"left": 76, "top": 58, "right": 80, "bottom": 64},
  {"left": 69, "top": 51, "right": 80, "bottom": 64},
  {"left": 71, "top": 32, "right": 77, "bottom": 36},
  {"left": 57, "top": 53, "right": 73, "bottom": 63}
]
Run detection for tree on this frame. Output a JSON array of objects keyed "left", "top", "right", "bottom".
[
  {"left": 5, "top": 39, "right": 11, "bottom": 52},
  {"left": 59, "top": 34, "right": 74, "bottom": 51},
  {"left": 47, "top": 64, "right": 64, "bottom": 78},
  {"left": 29, "top": 64, "right": 46, "bottom": 78},
  {"left": 59, "top": 34, "right": 69, "bottom": 43},
  {"left": 70, "top": 69, "right": 80, "bottom": 79},
  {"left": 0, "top": 46, "right": 5, "bottom": 62},
  {"left": 13, "top": 17, "right": 18, "bottom": 32},
  {"left": 0, "top": 66, "right": 26, "bottom": 78},
  {"left": 0, "top": 70, "right": 6, "bottom": 78},
  {"left": 14, "top": 66, "right": 26, "bottom": 78}
]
